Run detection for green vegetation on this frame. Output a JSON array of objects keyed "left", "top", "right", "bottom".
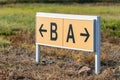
[
  {"left": 102, "top": 20, "right": 120, "bottom": 37},
  {"left": 0, "top": 3, "right": 120, "bottom": 80},
  {"left": 0, "top": 3, "right": 120, "bottom": 37}
]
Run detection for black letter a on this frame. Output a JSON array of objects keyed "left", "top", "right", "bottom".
[
  {"left": 50, "top": 22, "right": 58, "bottom": 41},
  {"left": 66, "top": 24, "right": 75, "bottom": 43}
]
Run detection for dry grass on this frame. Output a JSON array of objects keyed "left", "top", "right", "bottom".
[
  {"left": 0, "top": 30, "right": 119, "bottom": 80},
  {"left": 0, "top": 37, "right": 10, "bottom": 47},
  {"left": 0, "top": 3, "right": 120, "bottom": 80},
  {"left": 0, "top": 38, "right": 120, "bottom": 80}
]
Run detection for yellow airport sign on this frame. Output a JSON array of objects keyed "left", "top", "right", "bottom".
[
  {"left": 36, "top": 13, "right": 94, "bottom": 51},
  {"left": 63, "top": 19, "right": 93, "bottom": 51},
  {"left": 36, "top": 17, "right": 63, "bottom": 46},
  {"left": 36, "top": 12, "right": 101, "bottom": 74}
]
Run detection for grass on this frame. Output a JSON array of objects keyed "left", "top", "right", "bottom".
[
  {"left": 0, "top": 30, "right": 13, "bottom": 35},
  {"left": 0, "top": 37, "right": 10, "bottom": 47},
  {"left": 102, "top": 19, "right": 120, "bottom": 37},
  {"left": 0, "top": 3, "right": 120, "bottom": 79},
  {"left": 0, "top": 3, "right": 120, "bottom": 37}
]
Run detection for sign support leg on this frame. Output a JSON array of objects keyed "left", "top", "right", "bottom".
[
  {"left": 95, "top": 49, "right": 100, "bottom": 74},
  {"left": 36, "top": 43, "right": 40, "bottom": 62},
  {"left": 95, "top": 17, "right": 101, "bottom": 74}
]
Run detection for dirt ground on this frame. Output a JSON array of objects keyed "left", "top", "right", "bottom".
[{"left": 0, "top": 31, "right": 120, "bottom": 80}]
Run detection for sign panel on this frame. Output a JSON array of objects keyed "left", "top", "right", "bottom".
[
  {"left": 36, "top": 17, "right": 63, "bottom": 46},
  {"left": 36, "top": 13, "right": 95, "bottom": 52},
  {"left": 36, "top": 12, "right": 101, "bottom": 74},
  {"left": 63, "top": 19, "right": 94, "bottom": 51}
]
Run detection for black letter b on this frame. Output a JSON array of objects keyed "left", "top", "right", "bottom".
[{"left": 50, "top": 22, "right": 58, "bottom": 41}]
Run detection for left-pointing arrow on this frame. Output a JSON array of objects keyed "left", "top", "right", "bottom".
[{"left": 39, "top": 24, "right": 47, "bottom": 37}]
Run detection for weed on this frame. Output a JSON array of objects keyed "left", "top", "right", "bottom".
[
  {"left": 0, "top": 37, "right": 10, "bottom": 47},
  {"left": 101, "top": 19, "right": 120, "bottom": 37},
  {"left": 0, "top": 3, "right": 120, "bottom": 37}
]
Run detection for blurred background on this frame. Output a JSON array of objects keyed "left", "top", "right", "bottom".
[
  {"left": 0, "top": 0, "right": 120, "bottom": 3},
  {"left": 0, "top": 0, "right": 120, "bottom": 80}
]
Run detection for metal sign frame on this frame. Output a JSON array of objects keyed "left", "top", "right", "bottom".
[{"left": 35, "top": 12, "right": 100, "bottom": 74}]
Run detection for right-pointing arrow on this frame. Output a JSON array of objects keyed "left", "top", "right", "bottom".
[
  {"left": 80, "top": 28, "right": 90, "bottom": 42},
  {"left": 39, "top": 24, "right": 47, "bottom": 37}
]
